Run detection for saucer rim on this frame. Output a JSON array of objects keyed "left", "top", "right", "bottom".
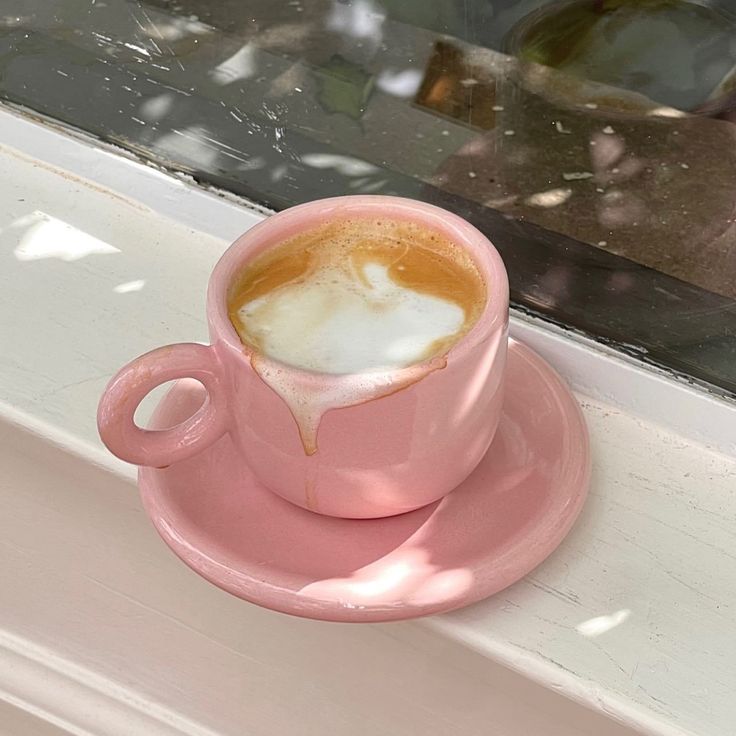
[{"left": 139, "top": 338, "right": 590, "bottom": 622}]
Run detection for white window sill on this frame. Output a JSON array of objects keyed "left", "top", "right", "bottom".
[{"left": 1, "top": 105, "right": 734, "bottom": 736}]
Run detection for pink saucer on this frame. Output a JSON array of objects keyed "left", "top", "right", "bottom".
[{"left": 140, "top": 339, "right": 590, "bottom": 622}]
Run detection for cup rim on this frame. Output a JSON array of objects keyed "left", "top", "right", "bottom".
[{"left": 207, "top": 195, "right": 509, "bottom": 380}]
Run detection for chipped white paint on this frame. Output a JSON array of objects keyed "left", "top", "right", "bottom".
[{"left": 0, "top": 106, "right": 735, "bottom": 736}]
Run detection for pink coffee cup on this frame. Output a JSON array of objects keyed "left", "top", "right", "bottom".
[{"left": 97, "top": 196, "right": 509, "bottom": 518}]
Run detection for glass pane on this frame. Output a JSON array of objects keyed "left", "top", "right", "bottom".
[{"left": 2, "top": 0, "right": 734, "bottom": 395}]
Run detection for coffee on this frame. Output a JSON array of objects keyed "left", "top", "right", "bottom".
[{"left": 228, "top": 218, "right": 487, "bottom": 374}]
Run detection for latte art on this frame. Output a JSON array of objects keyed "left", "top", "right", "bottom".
[{"left": 228, "top": 218, "right": 486, "bottom": 375}]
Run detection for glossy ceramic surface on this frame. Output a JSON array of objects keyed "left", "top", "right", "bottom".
[
  {"left": 99, "top": 195, "right": 510, "bottom": 518},
  {"left": 139, "top": 339, "right": 590, "bottom": 622}
]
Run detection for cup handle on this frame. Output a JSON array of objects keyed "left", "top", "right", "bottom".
[{"left": 97, "top": 343, "right": 228, "bottom": 468}]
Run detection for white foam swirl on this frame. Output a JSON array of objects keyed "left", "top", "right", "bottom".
[{"left": 238, "top": 261, "right": 465, "bottom": 374}]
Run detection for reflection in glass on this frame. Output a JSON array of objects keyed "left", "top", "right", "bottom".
[{"left": 0, "top": 0, "right": 734, "bottom": 393}]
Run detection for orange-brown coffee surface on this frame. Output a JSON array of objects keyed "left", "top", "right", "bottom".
[{"left": 228, "top": 217, "right": 486, "bottom": 374}]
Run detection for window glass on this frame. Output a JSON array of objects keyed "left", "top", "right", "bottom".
[{"left": 2, "top": 0, "right": 734, "bottom": 394}]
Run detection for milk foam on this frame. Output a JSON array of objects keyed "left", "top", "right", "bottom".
[{"left": 238, "top": 260, "right": 465, "bottom": 374}]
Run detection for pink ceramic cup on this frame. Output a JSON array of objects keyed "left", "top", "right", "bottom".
[{"left": 97, "top": 196, "right": 509, "bottom": 518}]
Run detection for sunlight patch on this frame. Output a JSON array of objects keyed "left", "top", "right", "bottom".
[
  {"left": 577, "top": 608, "right": 631, "bottom": 637},
  {"left": 13, "top": 211, "right": 120, "bottom": 262}
]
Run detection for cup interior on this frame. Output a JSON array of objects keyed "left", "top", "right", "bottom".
[{"left": 209, "top": 195, "right": 509, "bottom": 377}]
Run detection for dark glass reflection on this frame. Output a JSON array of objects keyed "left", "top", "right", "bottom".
[{"left": 0, "top": 0, "right": 734, "bottom": 394}]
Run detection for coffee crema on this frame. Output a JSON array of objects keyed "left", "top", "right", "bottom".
[{"left": 227, "top": 218, "right": 487, "bottom": 374}]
